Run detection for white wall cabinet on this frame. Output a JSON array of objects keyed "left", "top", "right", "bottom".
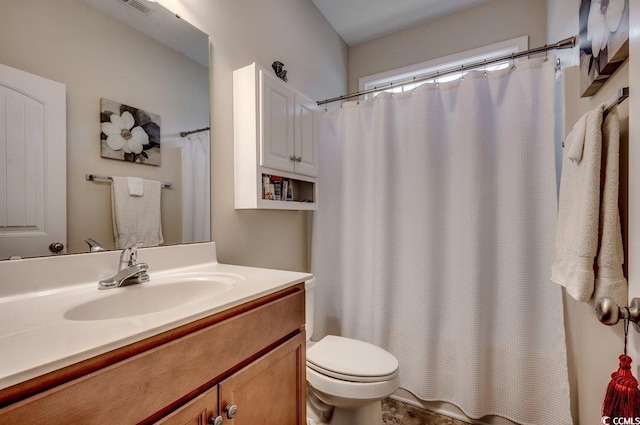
[
  {"left": 234, "top": 63, "right": 317, "bottom": 210},
  {"left": 293, "top": 94, "right": 319, "bottom": 177}
]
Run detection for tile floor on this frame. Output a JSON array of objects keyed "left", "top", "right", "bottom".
[{"left": 382, "top": 398, "right": 471, "bottom": 425}]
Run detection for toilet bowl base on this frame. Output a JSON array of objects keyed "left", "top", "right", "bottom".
[
  {"left": 306, "top": 399, "right": 382, "bottom": 425},
  {"left": 328, "top": 401, "right": 382, "bottom": 425}
]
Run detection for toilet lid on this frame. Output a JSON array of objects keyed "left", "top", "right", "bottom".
[{"left": 306, "top": 336, "right": 399, "bottom": 383}]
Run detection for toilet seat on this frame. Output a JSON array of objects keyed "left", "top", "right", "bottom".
[{"left": 306, "top": 335, "right": 399, "bottom": 383}]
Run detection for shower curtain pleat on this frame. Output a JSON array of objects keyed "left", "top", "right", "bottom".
[
  {"left": 181, "top": 131, "right": 211, "bottom": 244},
  {"left": 311, "top": 57, "right": 572, "bottom": 425}
]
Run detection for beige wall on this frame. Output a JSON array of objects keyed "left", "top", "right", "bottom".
[
  {"left": 157, "top": 0, "right": 348, "bottom": 271},
  {"left": 560, "top": 64, "right": 629, "bottom": 425},
  {"left": 548, "top": 1, "right": 631, "bottom": 424},
  {"left": 0, "top": 0, "right": 210, "bottom": 253},
  {"left": 348, "top": 0, "right": 547, "bottom": 93}
]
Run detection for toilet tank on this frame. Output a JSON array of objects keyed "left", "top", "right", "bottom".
[{"left": 305, "top": 278, "right": 316, "bottom": 342}]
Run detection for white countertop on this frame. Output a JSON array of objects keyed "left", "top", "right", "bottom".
[{"left": 0, "top": 243, "right": 312, "bottom": 391}]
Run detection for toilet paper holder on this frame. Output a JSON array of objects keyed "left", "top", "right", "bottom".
[{"left": 595, "top": 297, "right": 640, "bottom": 332}]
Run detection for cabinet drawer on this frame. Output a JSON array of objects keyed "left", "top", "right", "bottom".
[{"left": 0, "top": 290, "right": 304, "bottom": 424}]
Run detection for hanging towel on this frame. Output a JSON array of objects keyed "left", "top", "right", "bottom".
[
  {"left": 592, "top": 109, "right": 627, "bottom": 307},
  {"left": 111, "top": 176, "right": 164, "bottom": 249},
  {"left": 552, "top": 105, "right": 627, "bottom": 306},
  {"left": 551, "top": 104, "right": 605, "bottom": 302},
  {"left": 127, "top": 177, "right": 144, "bottom": 196}
]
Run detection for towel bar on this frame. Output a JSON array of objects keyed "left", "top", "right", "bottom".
[
  {"left": 561, "top": 87, "right": 629, "bottom": 147},
  {"left": 595, "top": 297, "right": 640, "bottom": 332},
  {"left": 85, "top": 173, "right": 172, "bottom": 188}
]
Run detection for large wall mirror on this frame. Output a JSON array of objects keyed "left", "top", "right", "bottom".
[{"left": 0, "top": 0, "right": 211, "bottom": 259}]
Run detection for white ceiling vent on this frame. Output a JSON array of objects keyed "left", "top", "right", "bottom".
[{"left": 120, "top": 0, "right": 153, "bottom": 16}]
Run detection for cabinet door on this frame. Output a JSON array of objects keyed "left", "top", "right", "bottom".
[
  {"left": 294, "top": 94, "right": 318, "bottom": 177},
  {"left": 218, "top": 333, "right": 306, "bottom": 425},
  {"left": 155, "top": 386, "right": 219, "bottom": 425},
  {"left": 260, "top": 70, "right": 295, "bottom": 173}
]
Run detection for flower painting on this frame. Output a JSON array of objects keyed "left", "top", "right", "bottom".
[
  {"left": 579, "top": 0, "right": 629, "bottom": 97},
  {"left": 100, "top": 98, "right": 161, "bottom": 165}
]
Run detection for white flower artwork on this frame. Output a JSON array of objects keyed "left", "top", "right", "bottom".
[
  {"left": 579, "top": 0, "right": 629, "bottom": 97},
  {"left": 100, "top": 98, "right": 161, "bottom": 165},
  {"left": 102, "top": 111, "right": 149, "bottom": 154}
]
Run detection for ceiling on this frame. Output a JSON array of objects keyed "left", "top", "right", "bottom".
[
  {"left": 83, "top": 0, "right": 209, "bottom": 66},
  {"left": 312, "top": 0, "right": 493, "bottom": 46}
]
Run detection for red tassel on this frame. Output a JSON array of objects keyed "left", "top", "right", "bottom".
[{"left": 602, "top": 355, "right": 640, "bottom": 419}]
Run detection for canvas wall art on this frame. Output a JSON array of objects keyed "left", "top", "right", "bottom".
[
  {"left": 100, "top": 98, "right": 161, "bottom": 165},
  {"left": 579, "top": 0, "right": 629, "bottom": 97}
]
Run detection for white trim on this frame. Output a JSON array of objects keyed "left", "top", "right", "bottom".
[
  {"left": 358, "top": 35, "right": 529, "bottom": 93},
  {"left": 628, "top": 0, "right": 640, "bottom": 359}
]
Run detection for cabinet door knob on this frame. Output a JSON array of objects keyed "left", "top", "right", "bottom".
[
  {"left": 290, "top": 155, "right": 297, "bottom": 161},
  {"left": 296, "top": 156, "right": 302, "bottom": 162},
  {"left": 209, "top": 416, "right": 224, "bottom": 425},
  {"left": 224, "top": 404, "right": 238, "bottom": 419}
]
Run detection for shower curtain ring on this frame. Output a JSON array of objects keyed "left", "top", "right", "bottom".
[
  {"left": 483, "top": 59, "right": 487, "bottom": 76},
  {"left": 460, "top": 65, "right": 465, "bottom": 81},
  {"left": 511, "top": 53, "right": 516, "bottom": 70},
  {"left": 436, "top": 71, "right": 439, "bottom": 87}
]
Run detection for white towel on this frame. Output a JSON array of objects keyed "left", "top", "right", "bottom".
[
  {"left": 592, "top": 109, "right": 627, "bottom": 307},
  {"left": 551, "top": 104, "right": 604, "bottom": 302},
  {"left": 127, "top": 177, "right": 144, "bottom": 196},
  {"left": 552, "top": 104, "right": 627, "bottom": 306},
  {"left": 111, "top": 176, "right": 164, "bottom": 249}
]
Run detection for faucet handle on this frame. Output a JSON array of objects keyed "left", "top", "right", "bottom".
[
  {"left": 119, "top": 242, "right": 144, "bottom": 268},
  {"left": 85, "top": 238, "right": 105, "bottom": 252}
]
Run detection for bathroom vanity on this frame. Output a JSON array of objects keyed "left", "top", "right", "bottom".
[{"left": 0, "top": 243, "right": 310, "bottom": 424}]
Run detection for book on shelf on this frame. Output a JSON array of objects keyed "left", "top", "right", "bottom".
[{"left": 263, "top": 174, "right": 294, "bottom": 201}]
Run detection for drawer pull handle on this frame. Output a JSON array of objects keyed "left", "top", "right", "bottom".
[
  {"left": 210, "top": 415, "right": 224, "bottom": 425},
  {"left": 225, "top": 404, "right": 238, "bottom": 419}
]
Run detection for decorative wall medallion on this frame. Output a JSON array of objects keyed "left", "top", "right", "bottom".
[
  {"left": 272, "top": 61, "right": 288, "bottom": 82},
  {"left": 579, "top": 0, "right": 629, "bottom": 97},
  {"left": 100, "top": 98, "right": 161, "bottom": 165}
]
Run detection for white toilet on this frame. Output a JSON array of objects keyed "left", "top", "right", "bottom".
[{"left": 305, "top": 278, "right": 400, "bottom": 425}]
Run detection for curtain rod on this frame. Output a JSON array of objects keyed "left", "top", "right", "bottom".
[
  {"left": 180, "top": 126, "right": 210, "bottom": 137},
  {"left": 317, "top": 36, "right": 576, "bottom": 106}
]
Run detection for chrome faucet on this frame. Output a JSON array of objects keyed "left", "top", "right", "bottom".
[
  {"left": 98, "top": 243, "right": 150, "bottom": 289},
  {"left": 85, "top": 238, "right": 105, "bottom": 252}
]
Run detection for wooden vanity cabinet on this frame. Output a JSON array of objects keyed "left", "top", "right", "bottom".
[
  {"left": 217, "top": 333, "right": 306, "bottom": 425},
  {"left": 0, "top": 284, "right": 306, "bottom": 425},
  {"left": 157, "top": 333, "right": 306, "bottom": 425},
  {"left": 155, "top": 386, "right": 219, "bottom": 425}
]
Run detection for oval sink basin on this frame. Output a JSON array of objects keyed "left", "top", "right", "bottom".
[{"left": 64, "top": 276, "right": 236, "bottom": 321}]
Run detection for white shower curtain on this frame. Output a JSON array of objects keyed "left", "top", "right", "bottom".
[
  {"left": 311, "top": 57, "right": 572, "bottom": 425},
  {"left": 181, "top": 131, "right": 211, "bottom": 243}
]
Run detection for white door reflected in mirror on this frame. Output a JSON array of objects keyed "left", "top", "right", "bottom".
[{"left": 0, "top": 63, "right": 66, "bottom": 259}]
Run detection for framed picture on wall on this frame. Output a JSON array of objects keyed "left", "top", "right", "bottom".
[
  {"left": 579, "top": 0, "right": 629, "bottom": 97},
  {"left": 100, "top": 98, "right": 161, "bottom": 165}
]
